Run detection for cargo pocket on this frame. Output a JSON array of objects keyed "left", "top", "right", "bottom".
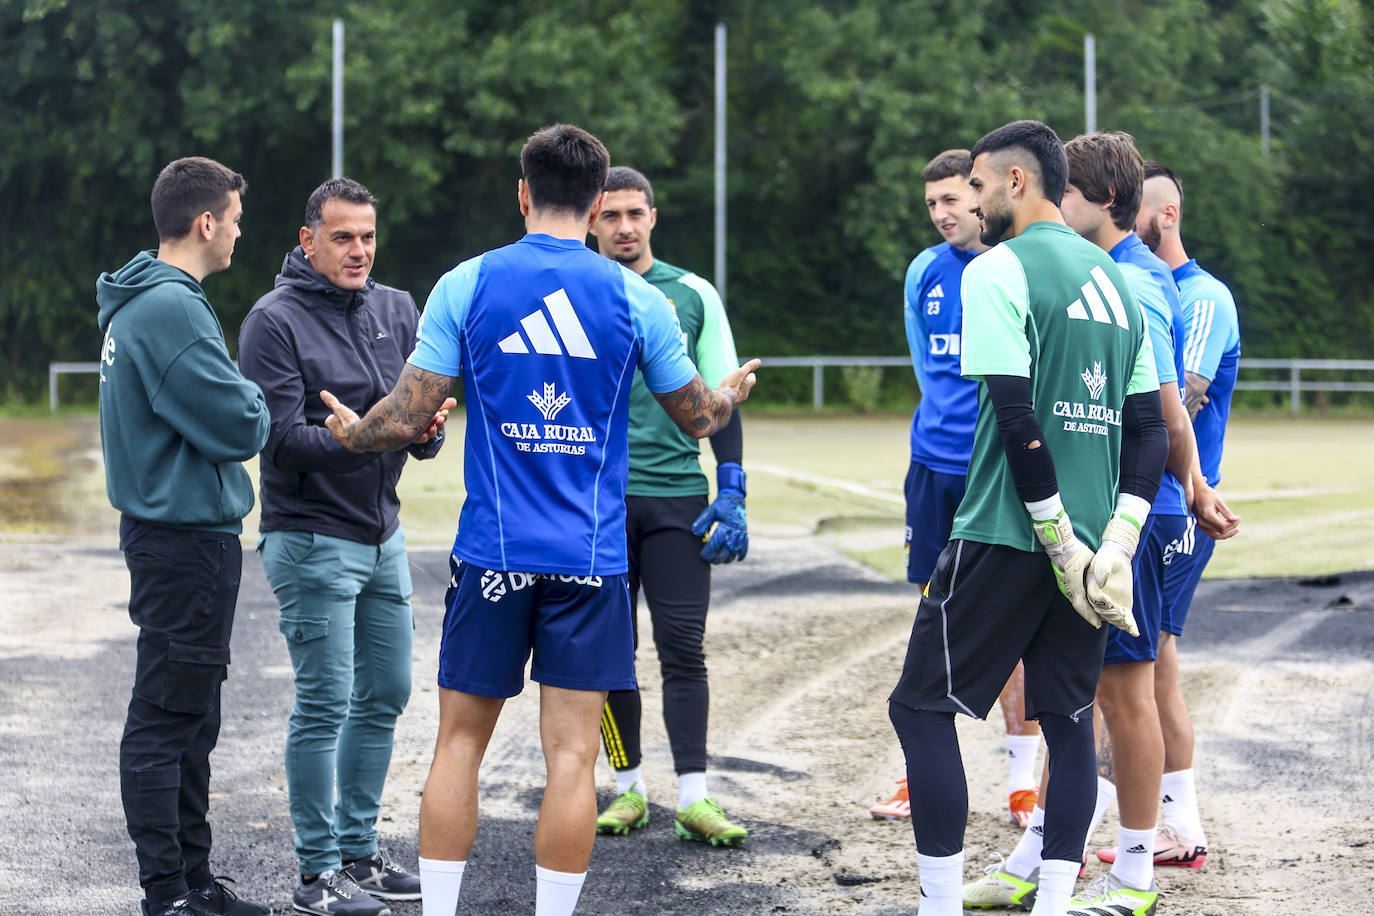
[
  {"left": 162, "top": 640, "right": 231, "bottom": 714},
  {"left": 279, "top": 616, "right": 330, "bottom": 647}
]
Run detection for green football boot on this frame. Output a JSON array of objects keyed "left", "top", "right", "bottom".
[
  {"left": 673, "top": 797, "right": 747, "bottom": 846},
  {"left": 595, "top": 789, "right": 649, "bottom": 835}
]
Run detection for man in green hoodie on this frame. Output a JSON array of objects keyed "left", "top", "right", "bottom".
[{"left": 97, "top": 156, "right": 272, "bottom": 916}]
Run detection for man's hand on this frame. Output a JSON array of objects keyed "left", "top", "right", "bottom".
[
  {"left": 721, "top": 359, "right": 761, "bottom": 405},
  {"left": 1086, "top": 512, "right": 1143, "bottom": 637},
  {"left": 692, "top": 463, "right": 748, "bottom": 563},
  {"left": 1191, "top": 478, "right": 1240, "bottom": 540},
  {"left": 1030, "top": 508, "right": 1101, "bottom": 629},
  {"left": 413, "top": 397, "right": 458, "bottom": 444},
  {"left": 321, "top": 390, "right": 363, "bottom": 452}
]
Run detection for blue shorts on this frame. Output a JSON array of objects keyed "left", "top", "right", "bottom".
[
  {"left": 904, "top": 460, "right": 967, "bottom": 585},
  {"left": 1104, "top": 513, "right": 1191, "bottom": 665},
  {"left": 1160, "top": 518, "right": 1215, "bottom": 636},
  {"left": 438, "top": 556, "right": 636, "bottom": 698}
]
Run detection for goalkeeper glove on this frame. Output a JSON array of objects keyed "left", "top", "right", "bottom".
[
  {"left": 1027, "top": 495, "right": 1101, "bottom": 630},
  {"left": 1085, "top": 494, "right": 1151, "bottom": 637},
  {"left": 692, "top": 463, "right": 748, "bottom": 564}
]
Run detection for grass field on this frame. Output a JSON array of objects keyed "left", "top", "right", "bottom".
[{"left": 2, "top": 412, "right": 1371, "bottom": 579}]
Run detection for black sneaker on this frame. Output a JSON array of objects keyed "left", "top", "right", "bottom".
[
  {"left": 292, "top": 869, "right": 389, "bottom": 916},
  {"left": 141, "top": 895, "right": 215, "bottom": 916},
  {"left": 193, "top": 876, "right": 270, "bottom": 915},
  {"left": 341, "top": 849, "right": 421, "bottom": 901}
]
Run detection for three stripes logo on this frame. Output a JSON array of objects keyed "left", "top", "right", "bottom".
[
  {"left": 1066, "top": 266, "right": 1131, "bottom": 329},
  {"left": 498, "top": 288, "right": 597, "bottom": 359}
]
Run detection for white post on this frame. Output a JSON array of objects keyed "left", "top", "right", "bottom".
[
  {"left": 1260, "top": 84, "right": 1271, "bottom": 158},
  {"left": 714, "top": 22, "right": 727, "bottom": 305},
  {"left": 332, "top": 18, "right": 344, "bottom": 178},
  {"left": 1084, "top": 33, "right": 1096, "bottom": 134}
]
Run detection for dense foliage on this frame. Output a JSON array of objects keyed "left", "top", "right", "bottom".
[{"left": 3, "top": 0, "right": 1372, "bottom": 400}]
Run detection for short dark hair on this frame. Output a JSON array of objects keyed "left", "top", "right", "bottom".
[
  {"left": 921, "top": 149, "right": 974, "bottom": 183},
  {"left": 605, "top": 166, "right": 654, "bottom": 208},
  {"left": 151, "top": 156, "right": 246, "bottom": 242},
  {"left": 970, "top": 120, "right": 1069, "bottom": 205},
  {"left": 304, "top": 177, "right": 377, "bottom": 228},
  {"left": 1143, "top": 160, "right": 1184, "bottom": 208},
  {"left": 520, "top": 124, "right": 611, "bottom": 216},
  {"left": 1065, "top": 131, "right": 1144, "bottom": 230}
]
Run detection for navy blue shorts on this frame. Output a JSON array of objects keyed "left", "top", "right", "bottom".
[
  {"left": 438, "top": 557, "right": 636, "bottom": 698},
  {"left": 1104, "top": 514, "right": 1191, "bottom": 665},
  {"left": 1161, "top": 518, "right": 1215, "bottom": 636},
  {"left": 904, "top": 460, "right": 967, "bottom": 586}
]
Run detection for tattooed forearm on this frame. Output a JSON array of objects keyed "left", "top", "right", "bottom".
[
  {"left": 1096, "top": 716, "right": 1115, "bottom": 782},
  {"left": 654, "top": 374, "right": 735, "bottom": 439},
  {"left": 1184, "top": 371, "right": 1208, "bottom": 422},
  {"left": 347, "top": 365, "right": 456, "bottom": 452}
]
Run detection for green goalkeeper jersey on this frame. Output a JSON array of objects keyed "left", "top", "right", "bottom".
[
  {"left": 627, "top": 259, "right": 740, "bottom": 496},
  {"left": 951, "top": 221, "right": 1158, "bottom": 552}
]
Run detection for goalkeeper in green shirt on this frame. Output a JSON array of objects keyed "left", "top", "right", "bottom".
[
  {"left": 887, "top": 121, "right": 1169, "bottom": 916},
  {"left": 587, "top": 167, "right": 748, "bottom": 846}
]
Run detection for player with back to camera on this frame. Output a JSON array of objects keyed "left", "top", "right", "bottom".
[
  {"left": 587, "top": 166, "right": 751, "bottom": 846},
  {"left": 870, "top": 148, "right": 1045, "bottom": 829},
  {"left": 320, "top": 124, "right": 760, "bottom": 916},
  {"left": 888, "top": 119, "right": 1169, "bottom": 916}
]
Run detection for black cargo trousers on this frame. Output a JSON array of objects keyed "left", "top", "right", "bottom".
[{"left": 118, "top": 515, "right": 240, "bottom": 905}]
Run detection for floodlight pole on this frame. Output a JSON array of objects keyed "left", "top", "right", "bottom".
[
  {"left": 1084, "top": 33, "right": 1096, "bottom": 134},
  {"left": 332, "top": 18, "right": 344, "bottom": 178},
  {"left": 714, "top": 22, "right": 727, "bottom": 306}
]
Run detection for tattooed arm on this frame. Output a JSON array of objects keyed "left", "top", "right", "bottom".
[
  {"left": 1183, "top": 370, "right": 1210, "bottom": 422},
  {"left": 322, "top": 363, "right": 458, "bottom": 453},
  {"left": 653, "top": 359, "right": 761, "bottom": 440}
]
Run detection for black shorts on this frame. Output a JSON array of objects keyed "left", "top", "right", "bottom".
[{"left": 889, "top": 539, "right": 1108, "bottom": 721}]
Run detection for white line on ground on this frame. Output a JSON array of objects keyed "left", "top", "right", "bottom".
[{"left": 750, "top": 462, "right": 906, "bottom": 507}]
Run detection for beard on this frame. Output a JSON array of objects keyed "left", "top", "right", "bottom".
[
  {"left": 978, "top": 208, "right": 1012, "bottom": 246},
  {"left": 1138, "top": 215, "right": 1163, "bottom": 252}
]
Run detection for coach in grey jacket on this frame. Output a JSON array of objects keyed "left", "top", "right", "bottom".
[{"left": 238, "top": 178, "right": 451, "bottom": 916}]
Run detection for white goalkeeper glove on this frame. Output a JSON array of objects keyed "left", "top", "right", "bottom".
[
  {"left": 1086, "top": 494, "right": 1151, "bottom": 637},
  {"left": 1027, "top": 495, "right": 1101, "bottom": 630}
]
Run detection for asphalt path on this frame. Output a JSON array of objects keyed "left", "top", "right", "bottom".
[{"left": 3, "top": 545, "right": 1372, "bottom": 915}]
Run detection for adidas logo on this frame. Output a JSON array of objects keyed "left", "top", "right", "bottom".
[
  {"left": 1065, "top": 266, "right": 1130, "bottom": 329},
  {"left": 498, "top": 288, "right": 597, "bottom": 359},
  {"left": 929, "top": 284, "right": 944, "bottom": 298},
  {"left": 1127, "top": 844, "right": 1149, "bottom": 854},
  {"left": 1162, "top": 794, "right": 1174, "bottom": 803},
  {"left": 1031, "top": 825, "right": 1044, "bottom": 837}
]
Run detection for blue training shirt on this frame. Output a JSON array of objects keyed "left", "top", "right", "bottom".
[
  {"left": 1175, "top": 258, "right": 1240, "bottom": 487},
  {"left": 903, "top": 242, "right": 980, "bottom": 475},
  {"left": 409, "top": 234, "right": 697, "bottom": 576},
  {"left": 1110, "top": 233, "right": 1188, "bottom": 516}
]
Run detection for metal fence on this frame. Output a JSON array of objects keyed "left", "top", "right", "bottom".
[
  {"left": 48, "top": 357, "right": 1374, "bottom": 414},
  {"left": 752, "top": 356, "right": 1374, "bottom": 414}
]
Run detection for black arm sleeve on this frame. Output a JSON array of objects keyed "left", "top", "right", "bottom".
[
  {"left": 1119, "top": 390, "right": 1168, "bottom": 503},
  {"left": 985, "top": 375, "right": 1059, "bottom": 503},
  {"left": 707, "top": 407, "right": 743, "bottom": 466}
]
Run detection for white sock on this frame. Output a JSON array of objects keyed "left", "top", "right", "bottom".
[
  {"left": 1029, "top": 859, "right": 1080, "bottom": 915},
  {"left": 915, "top": 850, "right": 964, "bottom": 916},
  {"left": 678, "top": 771, "right": 708, "bottom": 809},
  {"left": 1161, "top": 768, "right": 1205, "bottom": 841},
  {"left": 1005, "top": 805, "right": 1045, "bottom": 878},
  {"left": 534, "top": 865, "right": 587, "bottom": 916},
  {"left": 1084, "top": 776, "right": 1117, "bottom": 855},
  {"left": 1111, "top": 825, "right": 1157, "bottom": 890},
  {"left": 419, "top": 857, "right": 465, "bottom": 916},
  {"left": 615, "top": 766, "right": 645, "bottom": 799},
  {"left": 1006, "top": 735, "right": 1040, "bottom": 793}
]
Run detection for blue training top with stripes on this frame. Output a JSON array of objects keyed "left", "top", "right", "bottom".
[
  {"left": 409, "top": 234, "right": 697, "bottom": 575},
  {"left": 1110, "top": 232, "right": 1189, "bottom": 516},
  {"left": 1174, "top": 258, "right": 1241, "bottom": 487},
  {"left": 904, "top": 242, "right": 980, "bottom": 475}
]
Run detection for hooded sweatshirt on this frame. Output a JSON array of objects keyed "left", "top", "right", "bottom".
[
  {"left": 96, "top": 251, "right": 270, "bottom": 533},
  {"left": 237, "top": 247, "right": 442, "bottom": 546}
]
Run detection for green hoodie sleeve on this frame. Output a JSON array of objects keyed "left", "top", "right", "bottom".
[{"left": 150, "top": 335, "right": 269, "bottom": 464}]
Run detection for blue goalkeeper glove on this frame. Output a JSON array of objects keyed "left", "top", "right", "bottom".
[{"left": 691, "top": 462, "right": 748, "bottom": 564}]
